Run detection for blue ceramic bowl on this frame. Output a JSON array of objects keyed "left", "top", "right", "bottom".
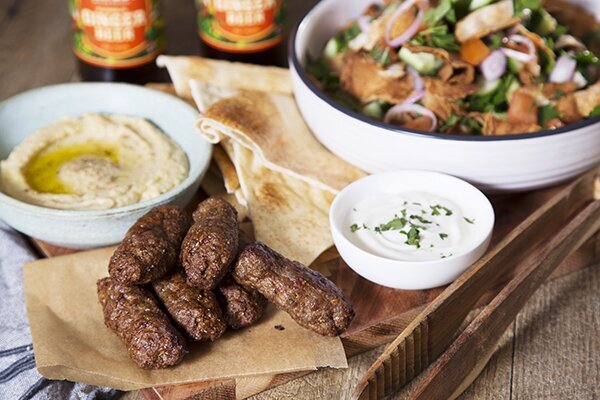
[{"left": 0, "top": 83, "right": 211, "bottom": 248}]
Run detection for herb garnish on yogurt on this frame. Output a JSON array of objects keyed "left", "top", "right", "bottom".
[{"left": 348, "top": 192, "right": 478, "bottom": 261}]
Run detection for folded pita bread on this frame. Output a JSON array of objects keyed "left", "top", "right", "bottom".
[
  {"left": 230, "top": 142, "right": 335, "bottom": 265},
  {"left": 157, "top": 55, "right": 292, "bottom": 100},
  {"left": 195, "top": 87, "right": 366, "bottom": 193}
]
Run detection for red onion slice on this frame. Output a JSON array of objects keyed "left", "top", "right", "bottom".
[
  {"left": 480, "top": 50, "right": 507, "bottom": 81},
  {"left": 357, "top": 16, "right": 371, "bottom": 33},
  {"left": 407, "top": 66, "right": 424, "bottom": 91},
  {"left": 500, "top": 34, "right": 536, "bottom": 63},
  {"left": 385, "top": 0, "right": 425, "bottom": 48},
  {"left": 549, "top": 55, "right": 577, "bottom": 83},
  {"left": 404, "top": 89, "right": 426, "bottom": 104},
  {"left": 384, "top": 103, "right": 437, "bottom": 131}
]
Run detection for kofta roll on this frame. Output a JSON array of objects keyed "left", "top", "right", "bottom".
[
  {"left": 216, "top": 274, "right": 267, "bottom": 329},
  {"left": 232, "top": 242, "right": 355, "bottom": 336},
  {"left": 181, "top": 197, "right": 239, "bottom": 290},
  {"left": 109, "top": 205, "right": 191, "bottom": 285},
  {"left": 152, "top": 272, "right": 227, "bottom": 342},
  {"left": 97, "top": 277, "right": 187, "bottom": 369}
]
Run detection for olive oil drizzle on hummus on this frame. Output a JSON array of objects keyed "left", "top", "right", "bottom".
[{"left": 24, "top": 141, "right": 120, "bottom": 195}]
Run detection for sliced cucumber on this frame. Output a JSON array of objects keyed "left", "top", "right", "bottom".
[
  {"left": 506, "top": 80, "right": 521, "bottom": 101},
  {"left": 362, "top": 102, "right": 384, "bottom": 119},
  {"left": 507, "top": 57, "right": 523, "bottom": 74},
  {"left": 469, "top": 0, "right": 495, "bottom": 11},
  {"left": 536, "top": 9, "right": 557, "bottom": 36},
  {"left": 475, "top": 79, "right": 501, "bottom": 96},
  {"left": 324, "top": 37, "right": 341, "bottom": 60},
  {"left": 398, "top": 47, "right": 444, "bottom": 76}
]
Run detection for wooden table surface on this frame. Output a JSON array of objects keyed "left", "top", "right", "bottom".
[{"left": 1, "top": 0, "right": 599, "bottom": 399}]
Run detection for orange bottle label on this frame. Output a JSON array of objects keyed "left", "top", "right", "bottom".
[
  {"left": 198, "top": 0, "right": 284, "bottom": 53},
  {"left": 71, "top": 0, "right": 164, "bottom": 68}
]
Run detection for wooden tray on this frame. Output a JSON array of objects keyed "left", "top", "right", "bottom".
[{"left": 31, "top": 181, "right": 600, "bottom": 400}]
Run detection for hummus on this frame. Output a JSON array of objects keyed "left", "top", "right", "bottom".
[{"left": 0, "top": 113, "right": 189, "bottom": 210}]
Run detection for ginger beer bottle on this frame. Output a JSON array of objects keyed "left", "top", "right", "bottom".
[
  {"left": 70, "top": 0, "right": 165, "bottom": 83},
  {"left": 196, "top": 0, "right": 286, "bottom": 66}
]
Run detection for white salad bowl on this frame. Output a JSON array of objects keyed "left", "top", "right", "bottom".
[
  {"left": 330, "top": 170, "right": 495, "bottom": 290},
  {"left": 0, "top": 83, "right": 211, "bottom": 248},
  {"left": 290, "top": 0, "right": 600, "bottom": 192}
]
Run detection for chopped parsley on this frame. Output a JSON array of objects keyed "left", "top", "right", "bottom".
[
  {"left": 410, "top": 214, "right": 432, "bottom": 224},
  {"left": 350, "top": 223, "right": 361, "bottom": 232},
  {"left": 405, "top": 227, "right": 422, "bottom": 248},
  {"left": 538, "top": 105, "right": 560, "bottom": 126},
  {"left": 464, "top": 217, "right": 476, "bottom": 224},
  {"left": 412, "top": 25, "right": 460, "bottom": 52},
  {"left": 467, "top": 74, "right": 519, "bottom": 113},
  {"left": 439, "top": 233, "right": 448, "bottom": 240},
  {"left": 371, "top": 43, "right": 393, "bottom": 67},
  {"left": 589, "top": 105, "right": 600, "bottom": 118},
  {"left": 431, "top": 204, "right": 453, "bottom": 216},
  {"left": 554, "top": 90, "right": 565, "bottom": 100},
  {"left": 423, "top": 0, "right": 456, "bottom": 26},
  {"left": 374, "top": 216, "right": 408, "bottom": 233}
]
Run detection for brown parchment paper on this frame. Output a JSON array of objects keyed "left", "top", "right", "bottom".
[{"left": 23, "top": 247, "right": 348, "bottom": 391}]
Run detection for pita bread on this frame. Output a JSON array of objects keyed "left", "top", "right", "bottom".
[
  {"left": 156, "top": 55, "right": 292, "bottom": 100},
  {"left": 212, "top": 144, "right": 240, "bottom": 194},
  {"left": 196, "top": 88, "right": 366, "bottom": 194},
  {"left": 230, "top": 142, "right": 334, "bottom": 265}
]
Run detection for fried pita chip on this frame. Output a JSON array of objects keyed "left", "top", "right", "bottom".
[
  {"left": 455, "top": 0, "right": 519, "bottom": 43},
  {"left": 340, "top": 52, "right": 413, "bottom": 103},
  {"left": 574, "top": 81, "right": 600, "bottom": 117},
  {"left": 472, "top": 113, "right": 541, "bottom": 135}
]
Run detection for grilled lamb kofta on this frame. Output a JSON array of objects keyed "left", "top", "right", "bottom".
[
  {"left": 181, "top": 197, "right": 239, "bottom": 290},
  {"left": 97, "top": 277, "right": 187, "bottom": 369},
  {"left": 152, "top": 272, "right": 227, "bottom": 342},
  {"left": 108, "top": 205, "right": 191, "bottom": 285},
  {"left": 232, "top": 242, "right": 355, "bottom": 336}
]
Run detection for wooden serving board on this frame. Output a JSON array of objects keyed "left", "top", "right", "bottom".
[{"left": 31, "top": 181, "right": 600, "bottom": 400}]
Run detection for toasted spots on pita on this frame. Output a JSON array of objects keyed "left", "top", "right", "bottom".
[
  {"left": 205, "top": 92, "right": 281, "bottom": 144},
  {"left": 200, "top": 90, "right": 366, "bottom": 194},
  {"left": 340, "top": 52, "right": 414, "bottom": 103},
  {"left": 255, "top": 182, "right": 290, "bottom": 210},
  {"left": 455, "top": 0, "right": 519, "bottom": 43}
]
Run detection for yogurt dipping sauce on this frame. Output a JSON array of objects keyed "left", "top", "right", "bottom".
[{"left": 347, "top": 191, "right": 478, "bottom": 262}]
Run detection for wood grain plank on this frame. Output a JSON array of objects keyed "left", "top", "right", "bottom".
[
  {"left": 0, "top": 0, "right": 75, "bottom": 99},
  {"left": 511, "top": 265, "right": 600, "bottom": 399}
]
